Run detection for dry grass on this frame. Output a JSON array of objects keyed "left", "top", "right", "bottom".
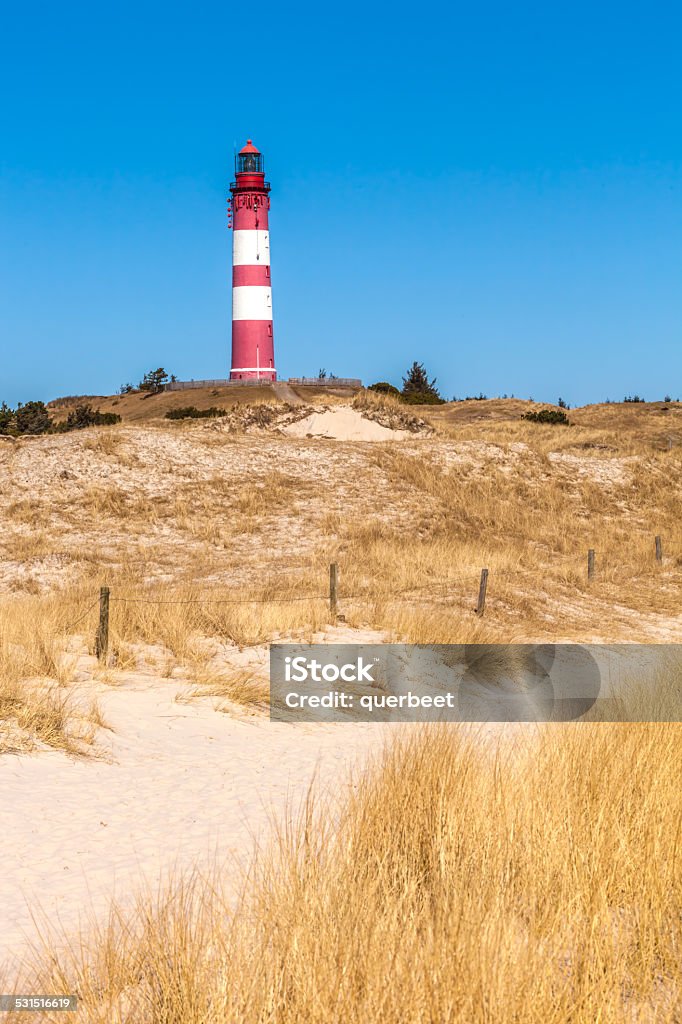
[
  {"left": 328, "top": 442, "right": 682, "bottom": 641},
  {"left": 0, "top": 595, "right": 107, "bottom": 753},
  {"left": 1, "top": 406, "right": 681, "bottom": 1018},
  {"left": 352, "top": 388, "right": 433, "bottom": 432},
  {"left": 105, "top": 584, "right": 331, "bottom": 655},
  {"left": 2, "top": 407, "right": 680, "bottom": 646},
  {"left": 45, "top": 385, "right": 294, "bottom": 424},
  {"left": 81, "top": 429, "right": 126, "bottom": 456},
  {"left": 2, "top": 404, "right": 681, "bottom": 749},
  {"left": 13, "top": 721, "right": 681, "bottom": 1022},
  {"left": 180, "top": 665, "right": 268, "bottom": 710}
]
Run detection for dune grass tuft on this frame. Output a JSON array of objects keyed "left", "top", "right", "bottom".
[{"left": 12, "top": 721, "right": 681, "bottom": 1022}]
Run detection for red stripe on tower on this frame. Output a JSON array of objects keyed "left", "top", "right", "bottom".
[{"left": 228, "top": 139, "right": 276, "bottom": 381}]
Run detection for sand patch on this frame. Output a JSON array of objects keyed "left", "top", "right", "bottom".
[
  {"left": 282, "top": 406, "right": 413, "bottom": 442},
  {"left": 0, "top": 626, "right": 393, "bottom": 980}
]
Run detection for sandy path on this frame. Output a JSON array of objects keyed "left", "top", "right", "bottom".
[
  {"left": 0, "top": 679, "right": 392, "bottom": 979},
  {"left": 272, "top": 381, "right": 304, "bottom": 404}
]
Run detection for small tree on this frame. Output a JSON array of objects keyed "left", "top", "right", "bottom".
[
  {"left": 0, "top": 402, "right": 16, "bottom": 435},
  {"left": 139, "top": 368, "right": 170, "bottom": 392},
  {"left": 119, "top": 383, "right": 134, "bottom": 394},
  {"left": 401, "top": 362, "right": 444, "bottom": 405}
]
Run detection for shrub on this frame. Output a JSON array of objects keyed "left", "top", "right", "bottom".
[
  {"left": 0, "top": 400, "right": 52, "bottom": 436},
  {"left": 0, "top": 400, "right": 120, "bottom": 435},
  {"left": 523, "top": 408, "right": 571, "bottom": 426},
  {"left": 15, "top": 401, "right": 52, "bottom": 435},
  {"left": 56, "top": 404, "right": 121, "bottom": 432},
  {"left": 623, "top": 395, "right": 645, "bottom": 403},
  {"left": 401, "top": 390, "right": 445, "bottom": 406},
  {"left": 368, "top": 382, "right": 401, "bottom": 397},
  {"left": 165, "top": 406, "right": 226, "bottom": 420}
]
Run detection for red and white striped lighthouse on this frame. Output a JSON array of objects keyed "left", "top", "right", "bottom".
[{"left": 227, "top": 140, "right": 276, "bottom": 380}]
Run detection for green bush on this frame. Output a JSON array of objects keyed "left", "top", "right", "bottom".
[
  {"left": 165, "top": 406, "right": 226, "bottom": 420},
  {"left": 368, "top": 382, "right": 401, "bottom": 397},
  {"left": 401, "top": 391, "right": 446, "bottom": 406},
  {"left": 523, "top": 408, "right": 571, "bottom": 426},
  {"left": 1, "top": 400, "right": 120, "bottom": 435},
  {"left": 0, "top": 400, "right": 52, "bottom": 436},
  {"left": 16, "top": 401, "right": 52, "bottom": 435},
  {"left": 55, "top": 404, "right": 121, "bottom": 431}
]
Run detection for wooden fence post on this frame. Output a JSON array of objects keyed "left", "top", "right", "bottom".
[
  {"left": 587, "top": 549, "right": 595, "bottom": 581},
  {"left": 329, "top": 563, "right": 338, "bottom": 623},
  {"left": 655, "top": 535, "right": 663, "bottom": 563},
  {"left": 95, "top": 586, "right": 110, "bottom": 662},
  {"left": 476, "top": 569, "right": 489, "bottom": 615}
]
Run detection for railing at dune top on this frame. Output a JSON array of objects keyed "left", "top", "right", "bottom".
[
  {"left": 287, "top": 377, "right": 363, "bottom": 387},
  {"left": 162, "top": 379, "right": 273, "bottom": 391},
  {"left": 74, "top": 534, "right": 675, "bottom": 661},
  {"left": 160, "top": 377, "right": 363, "bottom": 392}
]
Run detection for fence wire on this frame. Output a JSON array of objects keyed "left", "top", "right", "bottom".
[
  {"left": 109, "top": 594, "right": 329, "bottom": 606},
  {"left": 11, "top": 544, "right": 677, "bottom": 635},
  {"left": 62, "top": 598, "right": 101, "bottom": 633}
]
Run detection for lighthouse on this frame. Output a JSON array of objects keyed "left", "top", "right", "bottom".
[{"left": 227, "top": 140, "right": 276, "bottom": 380}]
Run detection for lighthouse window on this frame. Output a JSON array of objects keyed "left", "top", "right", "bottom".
[{"left": 237, "top": 152, "right": 263, "bottom": 174}]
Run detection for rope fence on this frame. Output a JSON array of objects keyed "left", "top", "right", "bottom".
[{"left": 63, "top": 533, "right": 677, "bottom": 662}]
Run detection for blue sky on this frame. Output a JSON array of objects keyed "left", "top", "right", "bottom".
[{"left": 1, "top": 0, "right": 680, "bottom": 408}]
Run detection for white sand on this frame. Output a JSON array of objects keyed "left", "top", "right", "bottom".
[
  {"left": 0, "top": 632, "right": 394, "bottom": 980},
  {"left": 282, "top": 406, "right": 411, "bottom": 442}
]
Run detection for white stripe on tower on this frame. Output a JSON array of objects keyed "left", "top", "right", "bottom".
[
  {"left": 232, "top": 286, "right": 273, "bottom": 320},
  {"left": 233, "top": 230, "right": 270, "bottom": 266}
]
